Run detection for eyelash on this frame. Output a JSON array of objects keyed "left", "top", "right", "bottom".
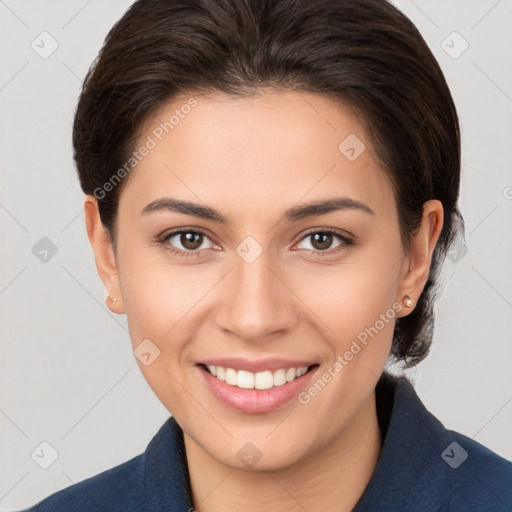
[{"left": 155, "top": 227, "right": 354, "bottom": 259}]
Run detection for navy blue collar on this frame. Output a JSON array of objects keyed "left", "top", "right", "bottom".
[{"left": 141, "top": 372, "right": 512, "bottom": 511}]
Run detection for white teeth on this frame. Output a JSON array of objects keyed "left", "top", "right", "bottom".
[
  {"left": 237, "top": 370, "right": 254, "bottom": 389},
  {"left": 296, "top": 367, "right": 307, "bottom": 377},
  {"left": 204, "top": 364, "right": 310, "bottom": 389},
  {"left": 285, "top": 368, "right": 296, "bottom": 382},
  {"left": 225, "top": 368, "right": 237, "bottom": 385},
  {"left": 273, "top": 369, "right": 287, "bottom": 386},
  {"left": 255, "top": 370, "right": 273, "bottom": 390}
]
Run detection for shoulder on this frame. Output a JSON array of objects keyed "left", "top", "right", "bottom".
[
  {"left": 433, "top": 428, "right": 512, "bottom": 511},
  {"left": 394, "top": 375, "right": 512, "bottom": 511},
  {"left": 356, "top": 373, "right": 512, "bottom": 512},
  {"left": 17, "top": 416, "right": 192, "bottom": 512},
  {"left": 18, "top": 453, "right": 147, "bottom": 512}
]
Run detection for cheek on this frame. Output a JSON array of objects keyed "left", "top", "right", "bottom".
[
  {"left": 295, "top": 253, "right": 401, "bottom": 429},
  {"left": 302, "top": 254, "right": 402, "bottom": 342},
  {"left": 118, "top": 253, "right": 200, "bottom": 414},
  {"left": 118, "top": 248, "right": 219, "bottom": 409},
  {"left": 119, "top": 245, "right": 207, "bottom": 339}
]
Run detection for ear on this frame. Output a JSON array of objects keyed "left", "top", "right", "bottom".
[
  {"left": 84, "top": 195, "right": 125, "bottom": 314},
  {"left": 395, "top": 199, "right": 444, "bottom": 317}
]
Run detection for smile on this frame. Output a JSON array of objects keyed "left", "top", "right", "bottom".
[
  {"left": 204, "top": 364, "right": 311, "bottom": 390},
  {"left": 197, "top": 358, "right": 320, "bottom": 413}
]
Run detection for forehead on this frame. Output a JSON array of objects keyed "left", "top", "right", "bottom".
[{"left": 120, "top": 90, "right": 395, "bottom": 221}]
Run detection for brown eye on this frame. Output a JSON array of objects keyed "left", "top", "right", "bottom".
[
  {"left": 295, "top": 229, "right": 354, "bottom": 256},
  {"left": 310, "top": 232, "right": 334, "bottom": 251},
  {"left": 179, "top": 232, "right": 203, "bottom": 250},
  {"left": 161, "top": 229, "right": 215, "bottom": 254}
]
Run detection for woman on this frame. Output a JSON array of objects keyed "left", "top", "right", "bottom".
[{"left": 20, "top": 0, "right": 512, "bottom": 510}]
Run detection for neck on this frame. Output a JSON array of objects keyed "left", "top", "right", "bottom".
[{"left": 184, "top": 391, "right": 382, "bottom": 512}]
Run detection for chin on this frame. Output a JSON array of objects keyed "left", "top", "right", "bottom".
[{"left": 216, "top": 448, "right": 305, "bottom": 473}]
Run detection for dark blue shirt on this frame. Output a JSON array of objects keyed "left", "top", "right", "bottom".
[{"left": 20, "top": 372, "right": 512, "bottom": 511}]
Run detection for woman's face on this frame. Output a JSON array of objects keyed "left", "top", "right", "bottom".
[{"left": 86, "top": 90, "right": 440, "bottom": 471}]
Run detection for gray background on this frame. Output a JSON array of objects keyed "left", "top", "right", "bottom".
[{"left": 1, "top": 0, "right": 511, "bottom": 510}]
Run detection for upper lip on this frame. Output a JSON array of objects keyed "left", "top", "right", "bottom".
[{"left": 199, "top": 358, "right": 317, "bottom": 373}]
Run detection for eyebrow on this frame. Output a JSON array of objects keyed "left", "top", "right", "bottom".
[{"left": 139, "top": 196, "right": 374, "bottom": 223}]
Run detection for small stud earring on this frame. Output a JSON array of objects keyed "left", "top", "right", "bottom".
[
  {"left": 108, "top": 295, "right": 118, "bottom": 305},
  {"left": 403, "top": 295, "right": 413, "bottom": 308}
]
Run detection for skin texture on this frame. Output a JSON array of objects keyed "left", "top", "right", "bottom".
[{"left": 84, "top": 90, "right": 443, "bottom": 511}]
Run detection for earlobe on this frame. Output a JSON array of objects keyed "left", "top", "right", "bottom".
[
  {"left": 83, "top": 195, "right": 125, "bottom": 314},
  {"left": 395, "top": 200, "right": 444, "bottom": 316}
]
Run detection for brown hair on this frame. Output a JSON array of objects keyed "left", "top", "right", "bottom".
[{"left": 73, "top": 0, "right": 464, "bottom": 367}]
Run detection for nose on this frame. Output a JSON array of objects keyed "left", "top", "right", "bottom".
[{"left": 214, "top": 248, "right": 299, "bottom": 343}]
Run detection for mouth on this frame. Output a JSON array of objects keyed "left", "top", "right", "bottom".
[
  {"left": 196, "top": 361, "right": 320, "bottom": 414},
  {"left": 199, "top": 363, "right": 319, "bottom": 390}
]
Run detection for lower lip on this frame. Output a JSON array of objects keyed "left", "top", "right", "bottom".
[{"left": 197, "top": 364, "right": 319, "bottom": 414}]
